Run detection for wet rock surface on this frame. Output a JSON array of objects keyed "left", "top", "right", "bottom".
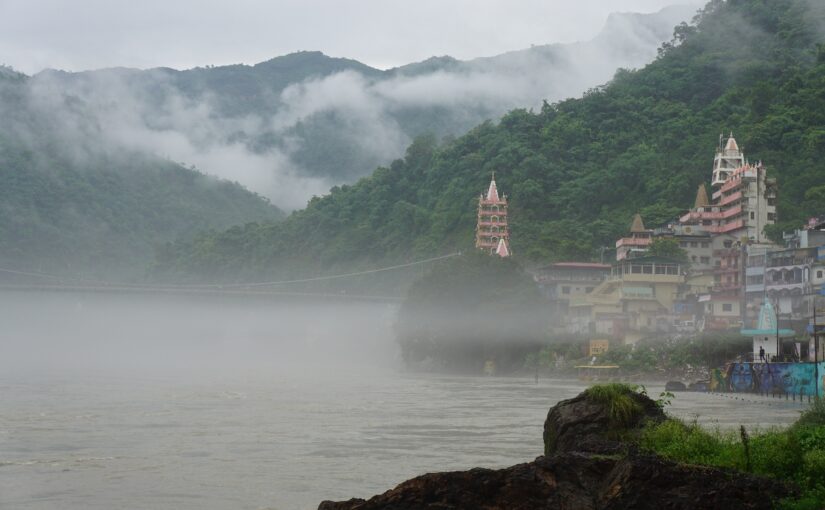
[
  {"left": 543, "top": 388, "right": 665, "bottom": 455},
  {"left": 319, "top": 389, "right": 795, "bottom": 510}
]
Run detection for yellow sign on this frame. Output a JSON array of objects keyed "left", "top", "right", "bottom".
[{"left": 589, "top": 339, "right": 610, "bottom": 356}]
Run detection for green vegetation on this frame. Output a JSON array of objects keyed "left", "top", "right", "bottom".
[
  {"left": 524, "top": 333, "right": 751, "bottom": 376},
  {"left": 647, "top": 238, "right": 688, "bottom": 262},
  {"left": 598, "top": 333, "right": 752, "bottom": 373},
  {"left": 641, "top": 399, "right": 825, "bottom": 509},
  {"left": 155, "top": 0, "right": 825, "bottom": 286},
  {"left": 584, "top": 383, "right": 645, "bottom": 428},
  {"left": 394, "top": 252, "right": 546, "bottom": 372},
  {"left": 0, "top": 71, "right": 282, "bottom": 278}
]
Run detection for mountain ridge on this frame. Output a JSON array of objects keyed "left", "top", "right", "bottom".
[
  {"left": 151, "top": 0, "right": 825, "bottom": 292},
  {"left": 14, "top": 5, "right": 696, "bottom": 210}
]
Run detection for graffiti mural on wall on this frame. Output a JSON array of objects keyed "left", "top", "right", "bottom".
[{"left": 710, "top": 362, "right": 825, "bottom": 396}]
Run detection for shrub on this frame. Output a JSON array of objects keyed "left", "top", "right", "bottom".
[
  {"left": 641, "top": 417, "right": 825, "bottom": 509},
  {"left": 797, "top": 397, "right": 825, "bottom": 427},
  {"left": 584, "top": 383, "right": 644, "bottom": 428},
  {"left": 641, "top": 419, "right": 738, "bottom": 467}
]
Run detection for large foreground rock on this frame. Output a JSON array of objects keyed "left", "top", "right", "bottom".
[
  {"left": 318, "top": 450, "right": 793, "bottom": 510},
  {"left": 319, "top": 387, "right": 795, "bottom": 509}
]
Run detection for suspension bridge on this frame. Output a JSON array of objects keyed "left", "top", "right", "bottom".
[{"left": 0, "top": 252, "right": 462, "bottom": 302}]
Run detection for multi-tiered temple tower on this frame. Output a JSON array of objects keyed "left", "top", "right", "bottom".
[
  {"left": 680, "top": 133, "right": 777, "bottom": 243},
  {"left": 476, "top": 174, "right": 510, "bottom": 257}
]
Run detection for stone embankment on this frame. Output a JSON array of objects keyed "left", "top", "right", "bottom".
[{"left": 319, "top": 386, "right": 795, "bottom": 509}]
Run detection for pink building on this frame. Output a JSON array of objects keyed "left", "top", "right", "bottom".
[
  {"left": 476, "top": 175, "right": 511, "bottom": 257},
  {"left": 679, "top": 134, "right": 776, "bottom": 243}
]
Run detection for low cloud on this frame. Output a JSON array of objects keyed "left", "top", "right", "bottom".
[{"left": 3, "top": 5, "right": 698, "bottom": 211}]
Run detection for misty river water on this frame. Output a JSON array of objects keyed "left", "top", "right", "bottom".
[{"left": 0, "top": 291, "right": 811, "bottom": 509}]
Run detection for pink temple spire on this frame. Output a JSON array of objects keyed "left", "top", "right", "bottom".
[
  {"left": 495, "top": 238, "right": 511, "bottom": 258},
  {"left": 486, "top": 173, "right": 500, "bottom": 202}
]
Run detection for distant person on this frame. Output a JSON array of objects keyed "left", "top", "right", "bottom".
[{"left": 759, "top": 346, "right": 766, "bottom": 363}]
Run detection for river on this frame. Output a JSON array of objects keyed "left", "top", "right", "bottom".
[{"left": 0, "top": 292, "right": 809, "bottom": 509}]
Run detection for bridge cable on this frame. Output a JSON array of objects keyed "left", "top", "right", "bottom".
[{"left": 0, "top": 252, "right": 462, "bottom": 290}]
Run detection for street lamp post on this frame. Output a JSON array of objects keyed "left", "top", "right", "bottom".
[{"left": 814, "top": 292, "right": 820, "bottom": 398}]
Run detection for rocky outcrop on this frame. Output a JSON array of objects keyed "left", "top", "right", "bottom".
[
  {"left": 543, "top": 388, "right": 665, "bottom": 455},
  {"left": 319, "top": 388, "right": 795, "bottom": 510},
  {"left": 319, "top": 451, "right": 793, "bottom": 510}
]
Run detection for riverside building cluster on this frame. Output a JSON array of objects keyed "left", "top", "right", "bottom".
[{"left": 529, "top": 134, "right": 824, "bottom": 361}]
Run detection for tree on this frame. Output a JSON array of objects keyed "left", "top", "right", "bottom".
[
  {"left": 395, "top": 252, "right": 547, "bottom": 372},
  {"left": 647, "top": 238, "right": 688, "bottom": 262}
]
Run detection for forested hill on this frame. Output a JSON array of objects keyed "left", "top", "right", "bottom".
[
  {"left": 0, "top": 70, "right": 282, "bottom": 279},
  {"left": 154, "top": 0, "right": 825, "bottom": 287},
  {"left": 24, "top": 6, "right": 692, "bottom": 210}
]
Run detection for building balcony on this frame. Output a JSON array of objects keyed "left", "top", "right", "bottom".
[
  {"left": 745, "top": 284, "right": 765, "bottom": 293},
  {"left": 477, "top": 238, "right": 508, "bottom": 248},
  {"left": 615, "top": 237, "right": 652, "bottom": 248},
  {"left": 477, "top": 220, "right": 508, "bottom": 227},
  {"left": 746, "top": 266, "right": 765, "bottom": 276},
  {"left": 718, "top": 190, "right": 743, "bottom": 207},
  {"left": 712, "top": 282, "right": 742, "bottom": 292},
  {"left": 478, "top": 198, "right": 507, "bottom": 206},
  {"left": 534, "top": 274, "right": 607, "bottom": 283},
  {"left": 765, "top": 283, "right": 808, "bottom": 296},
  {"left": 766, "top": 261, "right": 813, "bottom": 269},
  {"left": 680, "top": 210, "right": 721, "bottom": 222}
]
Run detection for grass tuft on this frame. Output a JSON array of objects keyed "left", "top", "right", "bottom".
[{"left": 584, "top": 383, "right": 645, "bottom": 428}]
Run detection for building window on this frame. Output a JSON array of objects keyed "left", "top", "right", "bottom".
[
  {"left": 723, "top": 303, "right": 733, "bottom": 312},
  {"left": 692, "top": 256, "right": 697, "bottom": 262},
  {"left": 768, "top": 213, "right": 776, "bottom": 221},
  {"left": 701, "top": 242, "right": 709, "bottom": 248},
  {"left": 679, "top": 242, "right": 688, "bottom": 248},
  {"left": 700, "top": 256, "right": 710, "bottom": 264},
  {"left": 750, "top": 212, "right": 755, "bottom": 220},
  {"left": 818, "top": 270, "right": 823, "bottom": 279},
  {"left": 724, "top": 240, "right": 733, "bottom": 248},
  {"left": 562, "top": 286, "right": 570, "bottom": 295},
  {"left": 768, "top": 198, "right": 776, "bottom": 206},
  {"left": 586, "top": 287, "right": 594, "bottom": 293},
  {"left": 690, "top": 242, "right": 698, "bottom": 247}
]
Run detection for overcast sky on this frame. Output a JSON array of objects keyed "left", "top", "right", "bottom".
[{"left": 0, "top": 0, "right": 696, "bottom": 75}]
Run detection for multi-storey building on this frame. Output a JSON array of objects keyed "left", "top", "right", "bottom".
[
  {"left": 680, "top": 134, "right": 777, "bottom": 243},
  {"left": 744, "top": 244, "right": 770, "bottom": 323},
  {"left": 676, "top": 134, "right": 779, "bottom": 330},
  {"left": 475, "top": 174, "right": 511, "bottom": 257},
  {"left": 532, "top": 262, "right": 610, "bottom": 333},
  {"left": 571, "top": 256, "right": 686, "bottom": 345},
  {"left": 765, "top": 247, "right": 818, "bottom": 319},
  {"left": 698, "top": 234, "right": 744, "bottom": 330},
  {"left": 656, "top": 224, "right": 713, "bottom": 271}
]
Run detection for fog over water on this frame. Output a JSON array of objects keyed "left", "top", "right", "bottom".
[{"left": 0, "top": 291, "right": 807, "bottom": 509}]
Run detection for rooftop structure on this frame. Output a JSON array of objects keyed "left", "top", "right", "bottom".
[
  {"left": 712, "top": 133, "right": 746, "bottom": 187},
  {"left": 475, "top": 174, "right": 510, "bottom": 257},
  {"left": 615, "top": 213, "right": 653, "bottom": 260}
]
